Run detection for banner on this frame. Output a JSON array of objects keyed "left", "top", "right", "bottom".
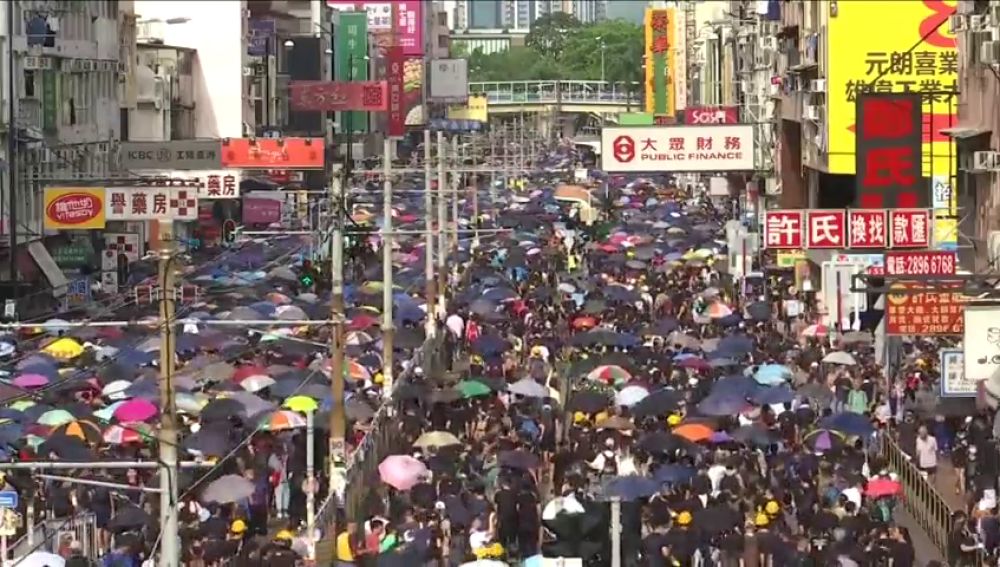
[
  {"left": 386, "top": 46, "right": 406, "bottom": 137},
  {"left": 447, "top": 94, "right": 488, "bottom": 122},
  {"left": 289, "top": 81, "right": 388, "bottom": 112},
  {"left": 644, "top": 8, "right": 675, "bottom": 116},
  {"left": 932, "top": 176, "right": 958, "bottom": 249},
  {"left": 685, "top": 106, "right": 739, "bottom": 125},
  {"left": 855, "top": 93, "right": 925, "bottom": 208},
  {"left": 939, "top": 350, "right": 973, "bottom": 398},
  {"left": 242, "top": 198, "right": 282, "bottom": 224},
  {"left": 964, "top": 305, "right": 1000, "bottom": 386},
  {"left": 44, "top": 188, "right": 106, "bottom": 230},
  {"left": 827, "top": 0, "right": 957, "bottom": 176},
  {"left": 601, "top": 125, "right": 754, "bottom": 172},
  {"left": 326, "top": 0, "right": 424, "bottom": 57},
  {"left": 220, "top": 138, "right": 325, "bottom": 169},
  {"left": 336, "top": 12, "right": 370, "bottom": 133},
  {"left": 885, "top": 283, "right": 965, "bottom": 335},
  {"left": 105, "top": 187, "right": 198, "bottom": 222}
]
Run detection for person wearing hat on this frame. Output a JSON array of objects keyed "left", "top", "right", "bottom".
[{"left": 259, "top": 529, "right": 299, "bottom": 567}]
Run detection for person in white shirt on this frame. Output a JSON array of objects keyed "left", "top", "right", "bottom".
[{"left": 915, "top": 425, "right": 939, "bottom": 481}]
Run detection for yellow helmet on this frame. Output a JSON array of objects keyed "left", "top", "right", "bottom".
[
  {"left": 676, "top": 511, "right": 693, "bottom": 526},
  {"left": 373, "top": 372, "right": 384, "bottom": 385},
  {"left": 765, "top": 500, "right": 780, "bottom": 515},
  {"left": 667, "top": 414, "right": 682, "bottom": 426},
  {"left": 594, "top": 411, "right": 609, "bottom": 424},
  {"left": 754, "top": 512, "right": 770, "bottom": 527},
  {"left": 275, "top": 529, "right": 294, "bottom": 541},
  {"left": 230, "top": 519, "right": 247, "bottom": 534}
]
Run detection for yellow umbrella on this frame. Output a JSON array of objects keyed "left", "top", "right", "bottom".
[
  {"left": 42, "top": 337, "right": 83, "bottom": 360},
  {"left": 9, "top": 400, "right": 34, "bottom": 411},
  {"left": 283, "top": 395, "right": 319, "bottom": 413}
]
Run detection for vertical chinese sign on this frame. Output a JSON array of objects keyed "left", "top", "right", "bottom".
[
  {"left": 644, "top": 8, "right": 675, "bottom": 117},
  {"left": 386, "top": 46, "right": 406, "bottom": 137},
  {"left": 336, "top": 12, "right": 369, "bottom": 133},
  {"left": 855, "top": 93, "right": 924, "bottom": 209}
]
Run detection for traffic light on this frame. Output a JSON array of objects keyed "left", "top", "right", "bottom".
[
  {"left": 299, "top": 260, "right": 315, "bottom": 288},
  {"left": 222, "top": 219, "right": 237, "bottom": 244}
]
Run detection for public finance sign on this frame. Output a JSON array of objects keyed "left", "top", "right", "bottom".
[
  {"left": 963, "top": 305, "right": 1000, "bottom": 386},
  {"left": 120, "top": 140, "right": 223, "bottom": 171},
  {"left": 43, "top": 187, "right": 106, "bottom": 230},
  {"left": 600, "top": 125, "right": 755, "bottom": 173},
  {"left": 826, "top": 0, "right": 957, "bottom": 176}
]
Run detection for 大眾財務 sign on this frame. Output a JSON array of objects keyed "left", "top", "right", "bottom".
[
  {"left": 121, "top": 140, "right": 223, "bottom": 171},
  {"left": 600, "top": 125, "right": 755, "bottom": 173}
]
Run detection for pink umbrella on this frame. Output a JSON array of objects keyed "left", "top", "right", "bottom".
[
  {"left": 378, "top": 455, "right": 428, "bottom": 491},
  {"left": 12, "top": 373, "right": 49, "bottom": 388},
  {"left": 113, "top": 398, "right": 158, "bottom": 422}
]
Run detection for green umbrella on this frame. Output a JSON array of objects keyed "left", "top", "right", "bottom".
[
  {"left": 37, "top": 409, "right": 75, "bottom": 427},
  {"left": 456, "top": 379, "right": 491, "bottom": 399}
]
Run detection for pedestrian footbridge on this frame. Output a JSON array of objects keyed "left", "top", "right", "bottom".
[{"left": 469, "top": 80, "right": 639, "bottom": 115}]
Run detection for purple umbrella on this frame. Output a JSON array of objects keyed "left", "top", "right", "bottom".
[{"left": 12, "top": 373, "right": 49, "bottom": 388}]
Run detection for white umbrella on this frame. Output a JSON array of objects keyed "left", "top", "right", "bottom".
[
  {"left": 17, "top": 551, "right": 65, "bottom": 567},
  {"left": 507, "top": 378, "right": 549, "bottom": 399},
  {"left": 615, "top": 385, "right": 649, "bottom": 407},
  {"left": 822, "top": 351, "right": 857, "bottom": 366},
  {"left": 201, "top": 474, "right": 255, "bottom": 504},
  {"left": 542, "top": 494, "right": 586, "bottom": 520}
]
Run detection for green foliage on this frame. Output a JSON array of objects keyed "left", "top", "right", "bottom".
[{"left": 469, "top": 19, "right": 645, "bottom": 83}]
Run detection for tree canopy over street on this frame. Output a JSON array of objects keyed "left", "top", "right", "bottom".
[{"left": 454, "top": 14, "right": 644, "bottom": 87}]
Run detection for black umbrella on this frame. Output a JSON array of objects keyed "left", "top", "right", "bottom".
[
  {"left": 631, "top": 389, "right": 683, "bottom": 418},
  {"left": 108, "top": 505, "right": 151, "bottom": 532},
  {"left": 498, "top": 449, "right": 540, "bottom": 470},
  {"left": 200, "top": 398, "right": 246, "bottom": 423},
  {"left": 567, "top": 391, "right": 610, "bottom": 414},
  {"left": 745, "top": 301, "right": 772, "bottom": 322}
]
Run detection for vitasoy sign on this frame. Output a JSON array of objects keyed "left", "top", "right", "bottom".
[{"left": 601, "top": 125, "right": 755, "bottom": 173}]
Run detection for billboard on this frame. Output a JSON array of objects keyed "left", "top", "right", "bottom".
[
  {"left": 335, "top": 12, "right": 370, "bottom": 133},
  {"left": 44, "top": 188, "right": 106, "bottom": 230},
  {"left": 940, "top": 350, "right": 972, "bottom": 398},
  {"left": 827, "top": 1, "right": 956, "bottom": 176},
  {"left": 885, "top": 251, "right": 957, "bottom": 276},
  {"left": 885, "top": 283, "right": 965, "bottom": 336},
  {"left": 428, "top": 58, "right": 469, "bottom": 103},
  {"left": 601, "top": 125, "right": 754, "bottom": 172},
  {"left": 855, "top": 93, "right": 925, "bottom": 208},
  {"left": 326, "top": 0, "right": 424, "bottom": 57},
  {"left": 447, "top": 94, "right": 488, "bottom": 122},
  {"left": 220, "top": 138, "right": 325, "bottom": 169},
  {"left": 685, "top": 106, "right": 739, "bottom": 125},
  {"left": 105, "top": 187, "right": 198, "bottom": 221},
  {"left": 288, "top": 81, "right": 388, "bottom": 112},
  {"left": 386, "top": 46, "right": 406, "bottom": 137},
  {"left": 964, "top": 306, "right": 1000, "bottom": 387},
  {"left": 762, "top": 208, "right": 933, "bottom": 250},
  {"left": 644, "top": 8, "right": 675, "bottom": 116},
  {"left": 121, "top": 140, "right": 222, "bottom": 171}
]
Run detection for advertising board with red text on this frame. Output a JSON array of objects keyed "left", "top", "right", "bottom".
[{"left": 600, "top": 125, "right": 755, "bottom": 173}]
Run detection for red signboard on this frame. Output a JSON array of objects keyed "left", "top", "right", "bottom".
[
  {"left": 846, "top": 209, "right": 887, "bottom": 249},
  {"left": 855, "top": 93, "right": 925, "bottom": 209},
  {"left": 220, "top": 138, "right": 324, "bottom": 170},
  {"left": 386, "top": 46, "right": 405, "bottom": 137},
  {"left": 684, "top": 106, "right": 739, "bottom": 125},
  {"left": 805, "top": 210, "right": 847, "bottom": 249},
  {"left": 763, "top": 210, "right": 804, "bottom": 249},
  {"left": 885, "top": 251, "right": 957, "bottom": 276},
  {"left": 885, "top": 282, "right": 965, "bottom": 336},
  {"left": 288, "top": 81, "right": 388, "bottom": 112},
  {"left": 889, "top": 209, "right": 932, "bottom": 248}
]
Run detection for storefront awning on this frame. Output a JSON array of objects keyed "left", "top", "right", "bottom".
[
  {"left": 28, "top": 241, "right": 67, "bottom": 298},
  {"left": 939, "top": 124, "right": 992, "bottom": 139}
]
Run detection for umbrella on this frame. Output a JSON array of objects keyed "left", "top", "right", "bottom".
[
  {"left": 498, "top": 449, "right": 540, "bottom": 470},
  {"left": 413, "top": 431, "right": 462, "bottom": 449},
  {"left": 54, "top": 420, "right": 103, "bottom": 444},
  {"left": 631, "top": 389, "right": 682, "bottom": 418},
  {"left": 803, "top": 429, "right": 844, "bottom": 452},
  {"left": 36, "top": 409, "right": 75, "bottom": 427},
  {"left": 865, "top": 478, "right": 902, "bottom": 498},
  {"left": 754, "top": 364, "right": 792, "bottom": 386},
  {"left": 601, "top": 475, "right": 660, "bottom": 501},
  {"left": 108, "top": 505, "right": 152, "bottom": 531},
  {"left": 750, "top": 385, "right": 795, "bottom": 406},
  {"left": 822, "top": 351, "right": 857, "bottom": 365},
  {"left": 801, "top": 323, "right": 828, "bottom": 337},
  {"left": 260, "top": 410, "right": 307, "bottom": 431},
  {"left": 11, "top": 373, "right": 49, "bottom": 388},
  {"left": 114, "top": 398, "right": 159, "bottom": 422},
  {"left": 614, "top": 385, "right": 649, "bottom": 407},
  {"left": 41, "top": 337, "right": 84, "bottom": 360},
  {"left": 507, "top": 378, "right": 549, "bottom": 398},
  {"left": 586, "top": 365, "right": 631, "bottom": 384},
  {"left": 797, "top": 383, "right": 833, "bottom": 404},
  {"left": 820, "top": 412, "right": 875, "bottom": 436},
  {"left": 15, "top": 552, "right": 65, "bottom": 567},
  {"left": 456, "top": 380, "right": 492, "bottom": 399},
  {"left": 201, "top": 474, "right": 255, "bottom": 503},
  {"left": 651, "top": 464, "right": 697, "bottom": 484},
  {"left": 103, "top": 424, "right": 151, "bottom": 445},
  {"left": 378, "top": 455, "right": 428, "bottom": 490},
  {"left": 672, "top": 423, "right": 714, "bottom": 442},
  {"left": 567, "top": 391, "right": 610, "bottom": 414},
  {"left": 283, "top": 395, "right": 320, "bottom": 413}
]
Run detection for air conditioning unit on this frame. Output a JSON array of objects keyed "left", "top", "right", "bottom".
[
  {"left": 973, "top": 150, "right": 1000, "bottom": 171},
  {"left": 805, "top": 105, "right": 822, "bottom": 121},
  {"left": 950, "top": 13, "right": 968, "bottom": 33},
  {"left": 809, "top": 79, "right": 826, "bottom": 93},
  {"left": 971, "top": 14, "right": 988, "bottom": 31},
  {"left": 983, "top": 40, "right": 1000, "bottom": 64}
]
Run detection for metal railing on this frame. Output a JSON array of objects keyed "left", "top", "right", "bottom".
[
  {"left": 878, "top": 433, "right": 955, "bottom": 555},
  {"left": 468, "top": 80, "right": 640, "bottom": 106},
  {"left": 8, "top": 512, "right": 99, "bottom": 563}
]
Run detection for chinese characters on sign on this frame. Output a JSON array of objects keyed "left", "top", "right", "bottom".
[
  {"left": 805, "top": 210, "right": 846, "bottom": 249},
  {"left": 888, "top": 208, "right": 931, "bottom": 247},
  {"left": 885, "top": 251, "right": 957, "bottom": 276},
  {"left": 846, "top": 51, "right": 958, "bottom": 103},
  {"left": 847, "top": 209, "right": 887, "bottom": 248},
  {"left": 105, "top": 188, "right": 199, "bottom": 221},
  {"left": 600, "top": 126, "right": 755, "bottom": 172},
  {"left": 386, "top": 46, "right": 406, "bottom": 137},
  {"left": 855, "top": 93, "right": 925, "bottom": 209},
  {"left": 328, "top": 1, "right": 424, "bottom": 56},
  {"left": 885, "top": 282, "right": 965, "bottom": 336},
  {"left": 644, "top": 8, "right": 675, "bottom": 116},
  {"left": 220, "top": 138, "right": 324, "bottom": 169},
  {"left": 763, "top": 211, "right": 804, "bottom": 249},
  {"left": 762, "top": 208, "right": 934, "bottom": 250},
  {"left": 288, "top": 81, "right": 388, "bottom": 112},
  {"left": 138, "top": 171, "right": 241, "bottom": 199}
]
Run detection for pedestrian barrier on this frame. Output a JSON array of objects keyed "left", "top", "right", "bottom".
[
  {"left": 878, "top": 433, "right": 955, "bottom": 555},
  {"left": 8, "top": 512, "right": 99, "bottom": 562}
]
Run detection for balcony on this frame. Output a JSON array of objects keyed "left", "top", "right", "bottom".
[{"left": 18, "top": 98, "right": 44, "bottom": 138}]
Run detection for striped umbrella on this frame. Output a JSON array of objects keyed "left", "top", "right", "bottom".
[
  {"left": 260, "top": 410, "right": 307, "bottom": 431},
  {"left": 54, "top": 419, "right": 103, "bottom": 444},
  {"left": 103, "top": 424, "right": 152, "bottom": 445}
]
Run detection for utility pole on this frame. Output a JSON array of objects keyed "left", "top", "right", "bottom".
[
  {"left": 157, "top": 224, "right": 179, "bottom": 567},
  {"left": 450, "top": 136, "right": 459, "bottom": 252},
  {"left": 328, "top": 165, "right": 346, "bottom": 494},
  {"left": 381, "top": 138, "right": 394, "bottom": 398},
  {"left": 489, "top": 130, "right": 497, "bottom": 211},
  {"left": 436, "top": 131, "right": 447, "bottom": 319},
  {"left": 471, "top": 132, "right": 480, "bottom": 250},
  {"left": 423, "top": 129, "right": 436, "bottom": 338}
]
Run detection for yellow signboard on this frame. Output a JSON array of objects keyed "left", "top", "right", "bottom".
[
  {"left": 827, "top": 0, "right": 957, "bottom": 177},
  {"left": 43, "top": 187, "right": 106, "bottom": 230},
  {"left": 776, "top": 250, "right": 807, "bottom": 269},
  {"left": 447, "top": 94, "right": 488, "bottom": 122},
  {"left": 644, "top": 8, "right": 675, "bottom": 117}
]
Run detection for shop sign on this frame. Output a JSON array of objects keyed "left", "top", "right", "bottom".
[
  {"left": 64, "top": 278, "right": 91, "bottom": 308},
  {"left": 805, "top": 210, "right": 846, "bottom": 249},
  {"left": 763, "top": 210, "right": 804, "bottom": 249},
  {"left": 43, "top": 188, "right": 106, "bottom": 230},
  {"left": 888, "top": 208, "right": 932, "bottom": 248},
  {"left": 600, "top": 125, "right": 755, "bottom": 173},
  {"left": 386, "top": 46, "right": 406, "bottom": 137},
  {"left": 51, "top": 242, "right": 95, "bottom": 269},
  {"left": 220, "top": 138, "right": 324, "bottom": 170},
  {"left": 121, "top": 140, "right": 222, "bottom": 171},
  {"left": 855, "top": 93, "right": 925, "bottom": 208},
  {"left": 846, "top": 209, "right": 887, "bottom": 248},
  {"left": 105, "top": 188, "right": 198, "bottom": 221},
  {"left": 885, "top": 282, "right": 965, "bottom": 336},
  {"left": 288, "top": 81, "right": 388, "bottom": 112},
  {"left": 963, "top": 305, "right": 1000, "bottom": 387},
  {"left": 884, "top": 251, "right": 956, "bottom": 276},
  {"left": 684, "top": 106, "right": 739, "bottom": 124},
  {"left": 939, "top": 349, "right": 972, "bottom": 398}
]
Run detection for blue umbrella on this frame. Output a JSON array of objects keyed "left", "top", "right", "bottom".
[
  {"left": 471, "top": 335, "right": 510, "bottom": 355},
  {"left": 709, "top": 358, "right": 740, "bottom": 368},
  {"left": 394, "top": 304, "right": 426, "bottom": 323},
  {"left": 751, "top": 384, "right": 795, "bottom": 405},
  {"left": 717, "top": 335, "right": 754, "bottom": 355},
  {"left": 697, "top": 393, "right": 748, "bottom": 416},
  {"left": 651, "top": 464, "right": 696, "bottom": 484},
  {"left": 481, "top": 287, "right": 517, "bottom": 301},
  {"left": 820, "top": 412, "right": 875, "bottom": 436},
  {"left": 602, "top": 475, "right": 661, "bottom": 501},
  {"left": 754, "top": 364, "right": 792, "bottom": 386},
  {"left": 250, "top": 302, "right": 277, "bottom": 316},
  {"left": 710, "top": 375, "right": 757, "bottom": 398}
]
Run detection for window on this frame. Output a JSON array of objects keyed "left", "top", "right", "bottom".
[
  {"left": 23, "top": 70, "right": 35, "bottom": 97},
  {"left": 437, "top": 12, "right": 448, "bottom": 26},
  {"left": 438, "top": 35, "right": 449, "bottom": 49}
]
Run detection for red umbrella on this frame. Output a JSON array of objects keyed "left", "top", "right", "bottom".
[
  {"left": 572, "top": 316, "right": 598, "bottom": 330},
  {"left": 232, "top": 365, "right": 269, "bottom": 383},
  {"left": 348, "top": 314, "right": 379, "bottom": 331},
  {"left": 865, "top": 478, "right": 902, "bottom": 498}
]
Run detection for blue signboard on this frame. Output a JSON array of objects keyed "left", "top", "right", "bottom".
[
  {"left": 65, "top": 278, "right": 91, "bottom": 308},
  {"left": 940, "top": 349, "right": 975, "bottom": 398},
  {"left": 429, "top": 119, "right": 484, "bottom": 133},
  {"left": 0, "top": 491, "right": 18, "bottom": 508},
  {"left": 248, "top": 19, "right": 276, "bottom": 57}
]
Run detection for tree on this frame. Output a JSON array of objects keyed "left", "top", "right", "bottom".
[
  {"left": 561, "top": 20, "right": 644, "bottom": 82},
  {"left": 525, "top": 12, "right": 582, "bottom": 60},
  {"left": 469, "top": 46, "right": 561, "bottom": 81}
]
